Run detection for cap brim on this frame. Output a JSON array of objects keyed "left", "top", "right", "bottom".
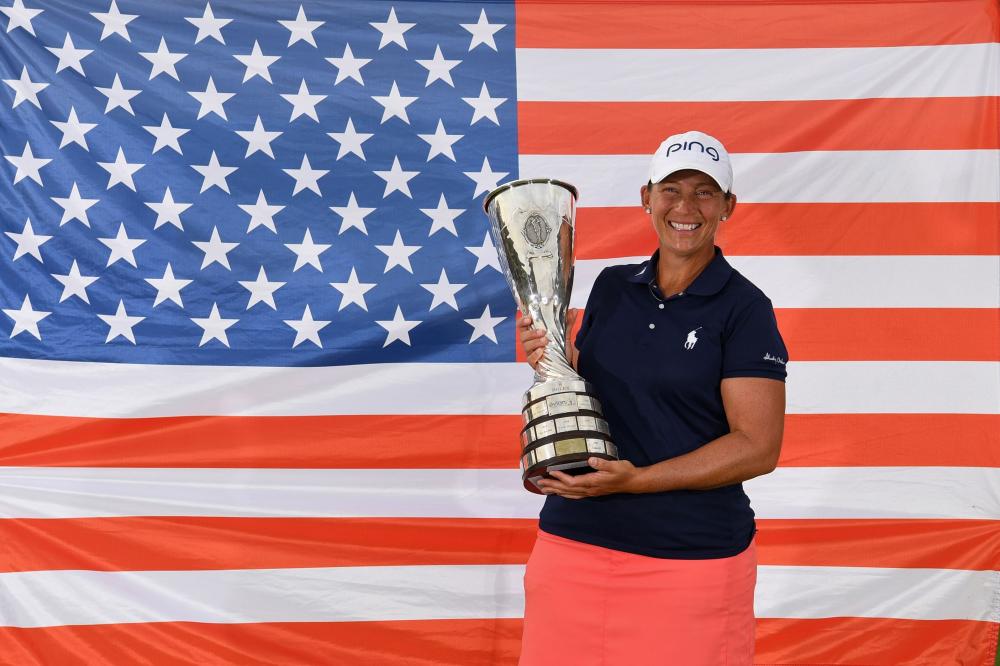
[{"left": 649, "top": 159, "right": 730, "bottom": 192}]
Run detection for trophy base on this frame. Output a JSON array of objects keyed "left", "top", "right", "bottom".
[
  {"left": 519, "top": 378, "right": 619, "bottom": 495},
  {"left": 523, "top": 451, "right": 618, "bottom": 493}
]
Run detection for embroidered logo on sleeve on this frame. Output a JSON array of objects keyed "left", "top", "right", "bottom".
[
  {"left": 684, "top": 328, "right": 702, "bottom": 350},
  {"left": 763, "top": 353, "right": 786, "bottom": 365}
]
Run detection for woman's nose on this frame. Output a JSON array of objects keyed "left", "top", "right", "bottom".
[{"left": 672, "top": 195, "right": 692, "bottom": 212}]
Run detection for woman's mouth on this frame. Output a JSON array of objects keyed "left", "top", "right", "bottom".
[{"left": 669, "top": 221, "right": 701, "bottom": 231}]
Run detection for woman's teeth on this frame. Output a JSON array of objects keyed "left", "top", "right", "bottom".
[{"left": 669, "top": 222, "right": 701, "bottom": 231}]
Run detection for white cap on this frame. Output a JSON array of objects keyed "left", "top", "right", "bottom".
[{"left": 648, "top": 130, "right": 734, "bottom": 194}]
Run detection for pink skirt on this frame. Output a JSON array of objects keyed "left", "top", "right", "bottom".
[{"left": 519, "top": 529, "right": 757, "bottom": 666}]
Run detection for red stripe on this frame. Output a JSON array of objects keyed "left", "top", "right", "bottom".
[
  {"left": 0, "top": 617, "right": 991, "bottom": 666},
  {"left": 755, "top": 617, "right": 997, "bottom": 666},
  {"left": 780, "top": 414, "right": 1000, "bottom": 468},
  {"left": 521, "top": 308, "right": 1000, "bottom": 363},
  {"left": 2, "top": 413, "right": 996, "bottom": 468},
  {"left": 0, "top": 619, "right": 524, "bottom": 666},
  {"left": 516, "top": 0, "right": 1000, "bottom": 48},
  {"left": 0, "top": 517, "right": 536, "bottom": 573},
  {"left": 575, "top": 204, "right": 1000, "bottom": 258},
  {"left": 775, "top": 309, "right": 1000, "bottom": 361},
  {"left": 520, "top": 98, "right": 1000, "bottom": 154},
  {"left": 0, "top": 413, "right": 520, "bottom": 468},
  {"left": 2, "top": 516, "right": 996, "bottom": 573},
  {"left": 755, "top": 519, "right": 1000, "bottom": 571}
]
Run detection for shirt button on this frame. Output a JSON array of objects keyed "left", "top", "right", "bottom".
[
  {"left": 658, "top": 303, "right": 664, "bottom": 309},
  {"left": 648, "top": 323, "right": 655, "bottom": 329}
]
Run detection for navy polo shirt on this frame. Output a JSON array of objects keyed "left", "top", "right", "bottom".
[{"left": 538, "top": 246, "right": 788, "bottom": 559}]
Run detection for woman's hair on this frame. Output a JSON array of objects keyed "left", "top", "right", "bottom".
[{"left": 647, "top": 180, "right": 733, "bottom": 199}]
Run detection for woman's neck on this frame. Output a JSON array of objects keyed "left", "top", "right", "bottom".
[{"left": 656, "top": 245, "right": 715, "bottom": 296}]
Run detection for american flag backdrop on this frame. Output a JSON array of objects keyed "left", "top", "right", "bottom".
[{"left": 0, "top": 0, "right": 998, "bottom": 664}]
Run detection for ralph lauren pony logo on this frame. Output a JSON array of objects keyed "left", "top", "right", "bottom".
[{"left": 684, "top": 327, "right": 702, "bottom": 350}]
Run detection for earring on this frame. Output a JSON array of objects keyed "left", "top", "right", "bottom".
[
  {"left": 644, "top": 207, "right": 651, "bottom": 213},
  {"left": 720, "top": 215, "right": 728, "bottom": 221}
]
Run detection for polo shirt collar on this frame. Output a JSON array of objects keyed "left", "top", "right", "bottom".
[{"left": 626, "top": 246, "right": 734, "bottom": 296}]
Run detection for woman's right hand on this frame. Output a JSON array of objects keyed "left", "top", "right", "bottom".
[{"left": 518, "top": 315, "right": 549, "bottom": 371}]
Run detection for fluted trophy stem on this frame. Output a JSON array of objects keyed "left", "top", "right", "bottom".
[
  {"left": 533, "top": 339, "right": 576, "bottom": 383},
  {"left": 483, "top": 178, "right": 619, "bottom": 493},
  {"left": 526, "top": 293, "right": 576, "bottom": 383}
]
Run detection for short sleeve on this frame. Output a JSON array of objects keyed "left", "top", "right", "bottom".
[{"left": 722, "top": 297, "right": 788, "bottom": 381}]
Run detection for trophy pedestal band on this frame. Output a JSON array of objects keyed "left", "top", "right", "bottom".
[
  {"left": 522, "top": 442, "right": 618, "bottom": 493},
  {"left": 521, "top": 413, "right": 611, "bottom": 447},
  {"left": 522, "top": 379, "right": 593, "bottom": 408},
  {"left": 519, "top": 382, "right": 616, "bottom": 493},
  {"left": 522, "top": 391, "right": 603, "bottom": 425}
]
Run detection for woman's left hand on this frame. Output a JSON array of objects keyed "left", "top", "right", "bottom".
[{"left": 536, "top": 457, "right": 642, "bottom": 499}]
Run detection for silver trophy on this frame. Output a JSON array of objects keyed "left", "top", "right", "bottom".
[{"left": 483, "top": 179, "right": 618, "bottom": 493}]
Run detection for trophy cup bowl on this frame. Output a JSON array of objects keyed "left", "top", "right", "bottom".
[{"left": 483, "top": 178, "right": 619, "bottom": 493}]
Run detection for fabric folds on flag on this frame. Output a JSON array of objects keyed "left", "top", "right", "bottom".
[{"left": 1, "top": 0, "right": 998, "bottom": 664}]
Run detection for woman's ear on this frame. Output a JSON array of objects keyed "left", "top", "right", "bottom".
[
  {"left": 724, "top": 193, "right": 738, "bottom": 220},
  {"left": 640, "top": 183, "right": 650, "bottom": 211}
]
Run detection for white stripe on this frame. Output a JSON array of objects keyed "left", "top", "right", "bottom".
[
  {"left": 1, "top": 357, "right": 997, "bottom": 416},
  {"left": 745, "top": 467, "right": 1000, "bottom": 520},
  {"left": 755, "top": 566, "right": 1000, "bottom": 622},
  {"left": 519, "top": 151, "right": 1000, "bottom": 205},
  {"left": 0, "top": 357, "right": 532, "bottom": 417},
  {"left": 0, "top": 564, "right": 526, "bottom": 628},
  {"left": 0, "top": 466, "right": 995, "bottom": 519},
  {"left": 786, "top": 361, "right": 999, "bottom": 414},
  {"left": 516, "top": 44, "right": 1000, "bottom": 101},
  {"left": 0, "top": 564, "right": 994, "bottom": 627},
  {"left": 573, "top": 255, "right": 1000, "bottom": 308}
]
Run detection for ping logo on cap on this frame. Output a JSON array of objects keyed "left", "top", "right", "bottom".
[{"left": 664, "top": 141, "right": 721, "bottom": 162}]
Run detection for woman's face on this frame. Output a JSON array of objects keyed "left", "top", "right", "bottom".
[{"left": 641, "top": 169, "right": 736, "bottom": 259}]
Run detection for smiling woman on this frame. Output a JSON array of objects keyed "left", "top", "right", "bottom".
[
  {"left": 643, "top": 168, "right": 734, "bottom": 266},
  {"left": 517, "top": 131, "right": 788, "bottom": 666}
]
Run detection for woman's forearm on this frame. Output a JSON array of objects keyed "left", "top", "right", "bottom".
[{"left": 627, "top": 429, "right": 780, "bottom": 493}]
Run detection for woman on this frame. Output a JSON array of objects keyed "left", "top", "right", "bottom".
[{"left": 517, "top": 131, "right": 787, "bottom": 665}]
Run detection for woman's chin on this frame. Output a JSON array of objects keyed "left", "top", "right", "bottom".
[{"left": 660, "top": 236, "right": 713, "bottom": 257}]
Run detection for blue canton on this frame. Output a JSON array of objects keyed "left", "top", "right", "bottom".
[{"left": 0, "top": 0, "right": 517, "bottom": 366}]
